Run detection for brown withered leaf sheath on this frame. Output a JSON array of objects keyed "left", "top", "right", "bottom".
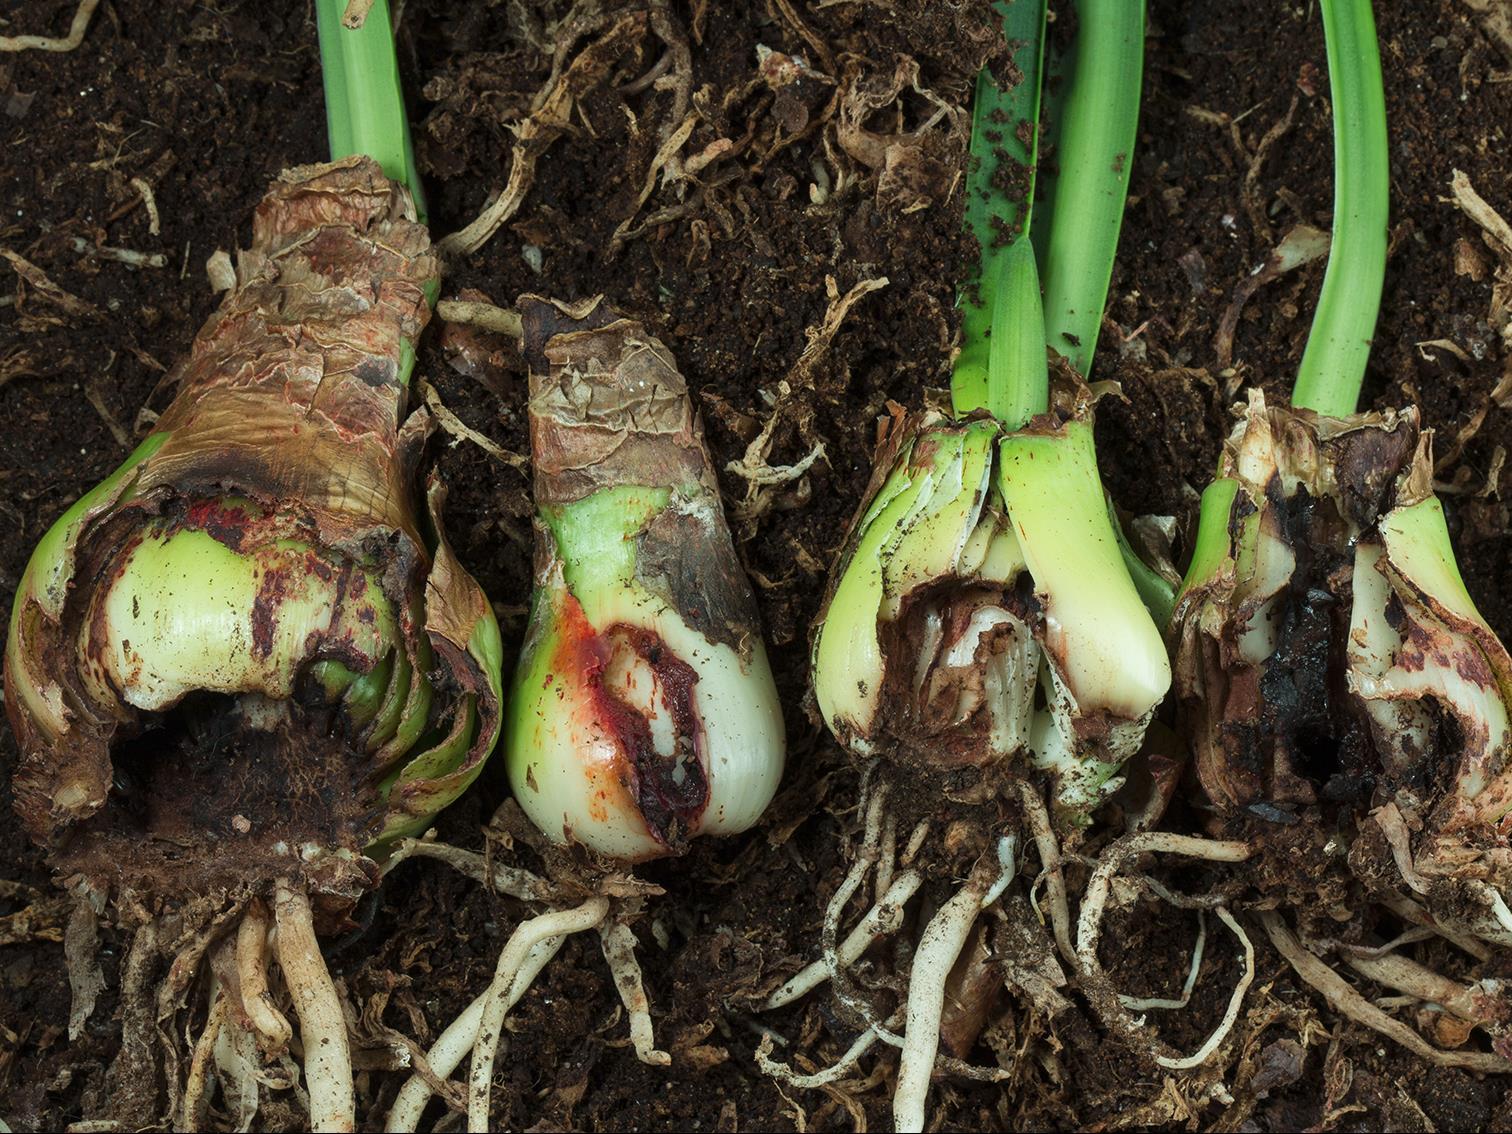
[
  {"left": 5, "top": 157, "right": 498, "bottom": 910},
  {"left": 1177, "top": 404, "right": 1421, "bottom": 813}
]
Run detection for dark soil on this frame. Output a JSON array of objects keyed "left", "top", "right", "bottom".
[{"left": 2, "top": 0, "right": 1511, "bottom": 1131}]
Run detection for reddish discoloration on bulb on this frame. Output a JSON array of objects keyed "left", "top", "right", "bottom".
[
  {"left": 545, "top": 590, "right": 599, "bottom": 693},
  {"left": 251, "top": 565, "right": 292, "bottom": 659},
  {"left": 1394, "top": 615, "right": 1499, "bottom": 689},
  {"left": 304, "top": 549, "right": 337, "bottom": 586},
  {"left": 543, "top": 594, "right": 613, "bottom": 828},
  {"left": 546, "top": 592, "right": 709, "bottom": 850},
  {"left": 183, "top": 497, "right": 254, "bottom": 551}
]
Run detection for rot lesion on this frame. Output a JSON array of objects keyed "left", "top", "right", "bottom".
[
  {"left": 60, "top": 691, "right": 381, "bottom": 910},
  {"left": 20, "top": 492, "right": 411, "bottom": 905},
  {"left": 546, "top": 593, "right": 710, "bottom": 851},
  {"left": 871, "top": 575, "right": 1042, "bottom": 772}
]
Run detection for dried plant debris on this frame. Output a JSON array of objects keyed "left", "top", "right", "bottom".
[{"left": 835, "top": 56, "right": 970, "bottom": 215}]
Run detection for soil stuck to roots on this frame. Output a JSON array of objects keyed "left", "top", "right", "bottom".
[
  {"left": 63, "top": 694, "right": 378, "bottom": 908},
  {"left": 2, "top": 0, "right": 1512, "bottom": 1131}
]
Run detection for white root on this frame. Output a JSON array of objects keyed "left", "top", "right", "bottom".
[
  {"left": 1156, "top": 909, "right": 1254, "bottom": 1071},
  {"left": 436, "top": 15, "right": 655, "bottom": 264},
  {"left": 387, "top": 935, "right": 567, "bottom": 1133},
  {"left": 1339, "top": 925, "right": 1437, "bottom": 959},
  {"left": 1077, "top": 833, "right": 1253, "bottom": 960},
  {"left": 901, "top": 819, "right": 931, "bottom": 865},
  {"left": 1017, "top": 781, "right": 1075, "bottom": 965},
  {"left": 598, "top": 919, "right": 671, "bottom": 1066},
  {"left": 389, "top": 998, "right": 486, "bottom": 1134},
  {"left": 755, "top": 1028, "right": 880, "bottom": 1089},
  {"left": 1260, "top": 911, "right": 1512, "bottom": 1073},
  {"left": 179, "top": 994, "right": 227, "bottom": 1132},
  {"left": 1075, "top": 833, "right": 1255, "bottom": 1071},
  {"left": 768, "top": 804, "right": 1017, "bottom": 1109},
  {"left": 0, "top": 0, "right": 99, "bottom": 52},
  {"left": 213, "top": 1014, "right": 264, "bottom": 1131},
  {"left": 382, "top": 837, "right": 551, "bottom": 901},
  {"left": 273, "top": 880, "right": 355, "bottom": 1134},
  {"left": 764, "top": 869, "right": 923, "bottom": 1009},
  {"left": 822, "top": 785, "right": 890, "bottom": 1022},
  {"left": 159, "top": 912, "right": 236, "bottom": 1120},
  {"left": 981, "top": 835, "right": 1020, "bottom": 910},
  {"left": 1343, "top": 948, "right": 1508, "bottom": 1033},
  {"left": 420, "top": 381, "right": 530, "bottom": 471},
  {"left": 130, "top": 176, "right": 161, "bottom": 236},
  {"left": 68, "top": 236, "right": 167, "bottom": 268},
  {"left": 1122, "top": 910, "right": 1206, "bottom": 1011},
  {"left": 468, "top": 898, "right": 611, "bottom": 1133},
  {"left": 893, "top": 875, "right": 999, "bottom": 1134},
  {"left": 874, "top": 809, "right": 898, "bottom": 901},
  {"left": 236, "top": 902, "right": 292, "bottom": 1050}
]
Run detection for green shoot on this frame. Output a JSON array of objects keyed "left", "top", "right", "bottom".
[
  {"left": 1176, "top": 476, "right": 1239, "bottom": 600},
  {"left": 315, "top": 0, "right": 425, "bottom": 219},
  {"left": 953, "top": 0, "right": 1049, "bottom": 425},
  {"left": 982, "top": 242, "right": 1050, "bottom": 426},
  {"left": 316, "top": 0, "right": 435, "bottom": 383},
  {"left": 1035, "top": 0, "right": 1144, "bottom": 379},
  {"left": 1107, "top": 497, "right": 1178, "bottom": 626},
  {"left": 1291, "top": 0, "right": 1388, "bottom": 416}
]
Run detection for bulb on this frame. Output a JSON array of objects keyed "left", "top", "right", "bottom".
[
  {"left": 4, "top": 158, "right": 502, "bottom": 900},
  {"left": 811, "top": 406, "right": 1169, "bottom": 824},
  {"left": 505, "top": 296, "right": 784, "bottom": 861}
]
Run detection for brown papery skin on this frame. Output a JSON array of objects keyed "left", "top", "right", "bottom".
[
  {"left": 136, "top": 157, "right": 436, "bottom": 558},
  {"left": 519, "top": 294, "right": 763, "bottom": 663}
]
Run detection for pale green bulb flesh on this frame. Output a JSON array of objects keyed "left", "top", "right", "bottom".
[
  {"left": 80, "top": 525, "right": 395, "bottom": 712},
  {"left": 509, "top": 485, "right": 785, "bottom": 862},
  {"left": 996, "top": 421, "right": 1170, "bottom": 722}
]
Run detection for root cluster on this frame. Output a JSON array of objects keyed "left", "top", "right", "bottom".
[{"left": 755, "top": 764, "right": 1512, "bottom": 1132}]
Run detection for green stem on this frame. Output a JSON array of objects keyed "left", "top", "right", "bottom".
[
  {"left": 315, "top": 0, "right": 425, "bottom": 220},
  {"left": 1174, "top": 476, "right": 1239, "bottom": 606},
  {"left": 1035, "top": 0, "right": 1144, "bottom": 380},
  {"left": 1291, "top": 0, "right": 1388, "bottom": 417},
  {"left": 951, "top": 0, "right": 1048, "bottom": 427}
]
